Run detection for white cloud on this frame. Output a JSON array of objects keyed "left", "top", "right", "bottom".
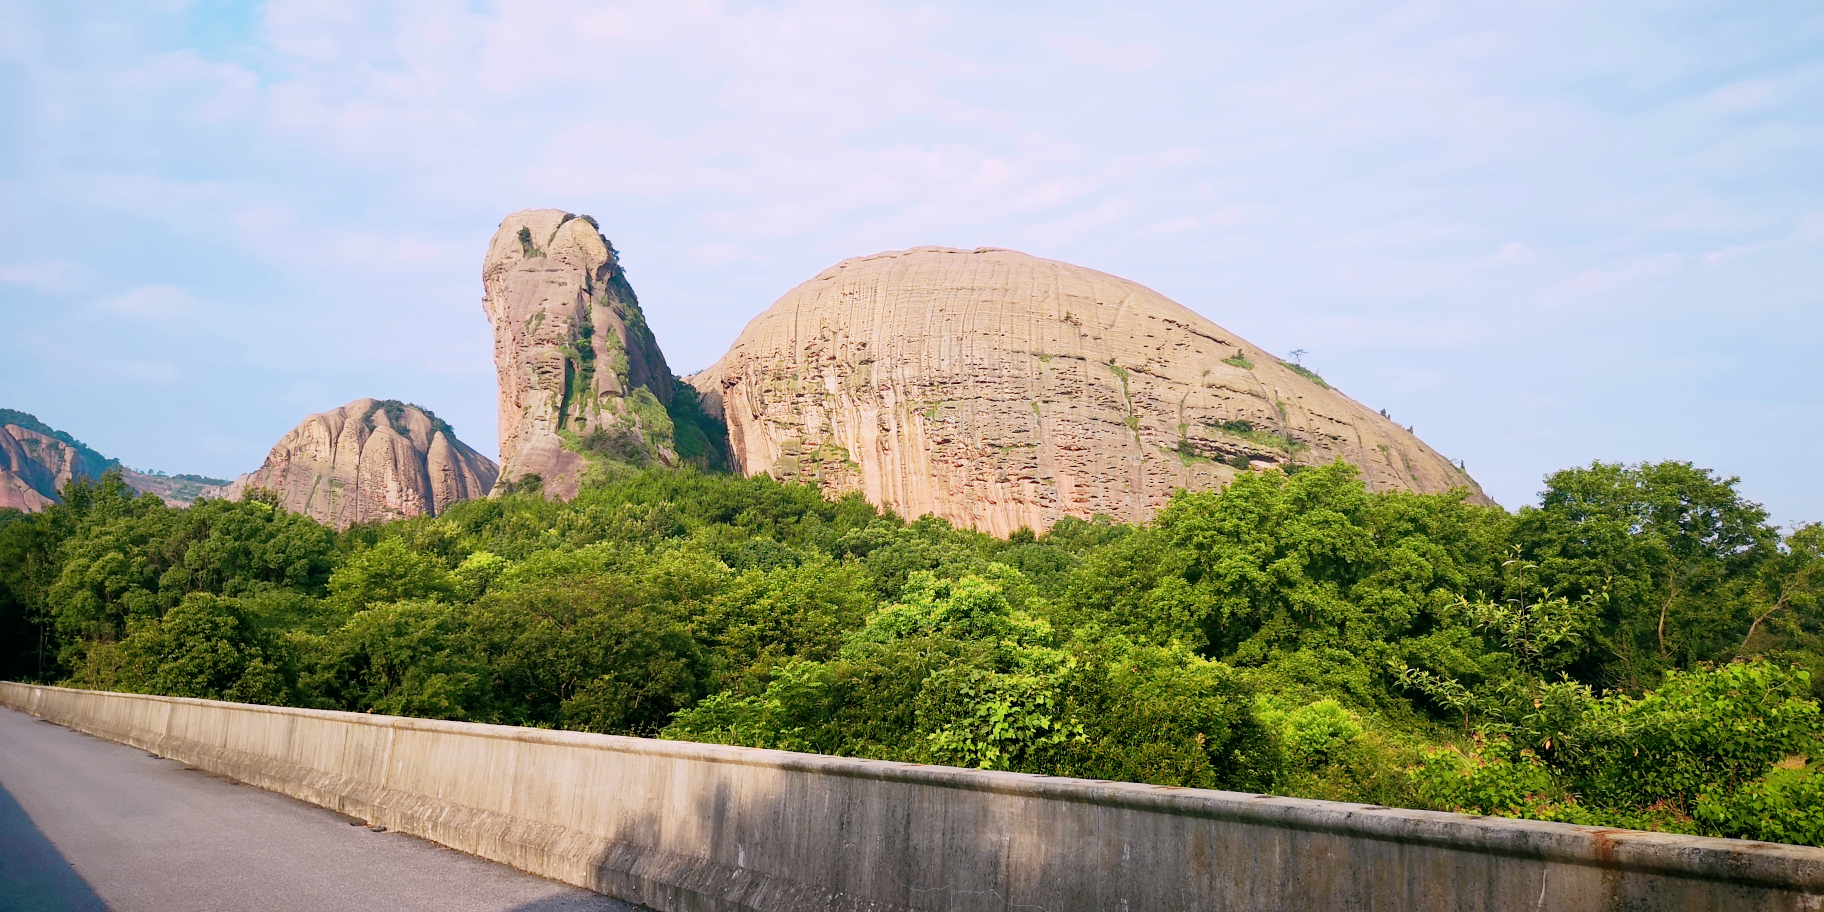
[
  {"left": 1794, "top": 213, "right": 1824, "bottom": 241},
  {"left": 1049, "top": 35, "right": 1162, "bottom": 72},
  {"left": 1152, "top": 148, "right": 1205, "bottom": 168},
  {"left": 90, "top": 286, "right": 201, "bottom": 321},
  {"left": 689, "top": 243, "right": 763, "bottom": 265},
  {"left": 105, "top": 360, "right": 180, "bottom": 382},
  {"left": 0, "top": 260, "right": 85, "bottom": 293},
  {"left": 1143, "top": 216, "right": 1200, "bottom": 234},
  {"left": 1544, "top": 254, "right": 1687, "bottom": 306},
  {"left": 1020, "top": 198, "right": 1135, "bottom": 246},
  {"left": 1702, "top": 245, "right": 1751, "bottom": 268},
  {"left": 2, "top": 0, "right": 1821, "bottom": 518}
]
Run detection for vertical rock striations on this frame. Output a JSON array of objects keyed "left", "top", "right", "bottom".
[
  {"left": 222, "top": 399, "right": 497, "bottom": 528},
  {"left": 482, "top": 209, "right": 678, "bottom": 499},
  {"left": 0, "top": 421, "right": 115, "bottom": 512},
  {"left": 693, "top": 246, "right": 1492, "bottom": 536},
  {"left": 0, "top": 409, "right": 228, "bottom": 510}
]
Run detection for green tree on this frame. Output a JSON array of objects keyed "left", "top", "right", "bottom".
[
  {"left": 1511, "top": 461, "right": 1777, "bottom": 688},
  {"left": 1153, "top": 461, "right": 1506, "bottom": 711},
  {"left": 326, "top": 538, "right": 457, "bottom": 613},
  {"left": 694, "top": 554, "right": 870, "bottom": 694},
  {"left": 1739, "top": 524, "right": 1824, "bottom": 696},
  {"left": 302, "top": 598, "right": 488, "bottom": 719},
  {"left": 463, "top": 544, "right": 713, "bottom": 733},
  {"left": 75, "top": 593, "right": 289, "bottom": 704}
]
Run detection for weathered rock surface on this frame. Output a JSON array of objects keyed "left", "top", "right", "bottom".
[
  {"left": 118, "top": 470, "right": 234, "bottom": 506},
  {"left": 483, "top": 209, "right": 678, "bottom": 499},
  {"left": 0, "top": 410, "right": 231, "bottom": 511},
  {"left": 0, "top": 423, "right": 112, "bottom": 512},
  {"left": 221, "top": 399, "right": 497, "bottom": 528},
  {"left": 693, "top": 246, "right": 1491, "bottom": 536}
]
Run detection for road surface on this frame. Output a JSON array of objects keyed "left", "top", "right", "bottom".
[{"left": 0, "top": 705, "right": 634, "bottom": 912}]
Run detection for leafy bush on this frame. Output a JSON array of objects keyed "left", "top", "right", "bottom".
[
  {"left": 76, "top": 593, "right": 289, "bottom": 705},
  {"left": 1696, "top": 763, "right": 1824, "bottom": 845},
  {"left": 7, "top": 455, "right": 1824, "bottom": 846},
  {"left": 1279, "top": 360, "right": 1330, "bottom": 389},
  {"left": 1411, "top": 662, "right": 1824, "bottom": 836}
]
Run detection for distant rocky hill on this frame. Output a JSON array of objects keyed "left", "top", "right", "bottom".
[
  {"left": 0, "top": 415, "right": 115, "bottom": 512},
  {"left": 119, "top": 470, "right": 234, "bottom": 505},
  {"left": 221, "top": 398, "right": 497, "bottom": 528},
  {"left": 482, "top": 209, "right": 686, "bottom": 499},
  {"left": 0, "top": 409, "right": 229, "bottom": 511},
  {"left": 692, "top": 246, "right": 1491, "bottom": 535}
]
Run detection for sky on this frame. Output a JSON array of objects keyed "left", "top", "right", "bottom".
[{"left": 1, "top": 1, "right": 1819, "bottom": 526}]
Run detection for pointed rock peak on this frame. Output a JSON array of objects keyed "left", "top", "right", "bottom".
[
  {"left": 223, "top": 399, "right": 497, "bottom": 529},
  {"left": 695, "top": 245, "right": 1491, "bottom": 536},
  {"left": 483, "top": 209, "right": 680, "bottom": 500}
]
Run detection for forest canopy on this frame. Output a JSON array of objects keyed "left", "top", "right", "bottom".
[{"left": 1, "top": 459, "right": 1820, "bottom": 846}]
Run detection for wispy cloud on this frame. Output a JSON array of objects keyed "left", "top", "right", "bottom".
[
  {"left": 90, "top": 286, "right": 202, "bottom": 322},
  {"left": 0, "top": 0, "right": 1817, "bottom": 519},
  {"left": 1049, "top": 35, "right": 1163, "bottom": 72},
  {"left": 104, "top": 360, "right": 180, "bottom": 382},
  {"left": 689, "top": 243, "right": 764, "bottom": 265},
  {"left": 0, "top": 261, "right": 85, "bottom": 293}
]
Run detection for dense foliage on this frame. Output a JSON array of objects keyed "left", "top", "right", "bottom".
[{"left": 1, "top": 459, "right": 1819, "bottom": 844}]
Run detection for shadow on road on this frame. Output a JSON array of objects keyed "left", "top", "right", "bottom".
[
  {"left": 501, "top": 898, "right": 640, "bottom": 912},
  {"left": 0, "top": 781, "right": 109, "bottom": 912}
]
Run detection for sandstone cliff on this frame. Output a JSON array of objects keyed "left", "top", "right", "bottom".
[
  {"left": 693, "top": 246, "right": 1491, "bottom": 536},
  {"left": 222, "top": 399, "right": 497, "bottom": 528},
  {"left": 483, "top": 209, "right": 678, "bottom": 499},
  {"left": 0, "top": 422, "right": 113, "bottom": 512},
  {"left": 0, "top": 410, "right": 231, "bottom": 511}
]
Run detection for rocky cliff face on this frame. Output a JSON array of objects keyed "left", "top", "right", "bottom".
[
  {"left": 483, "top": 209, "right": 678, "bottom": 499},
  {"left": 0, "top": 410, "right": 230, "bottom": 511},
  {"left": 0, "top": 422, "right": 114, "bottom": 512},
  {"left": 118, "top": 470, "right": 234, "bottom": 506},
  {"left": 222, "top": 399, "right": 497, "bottom": 528},
  {"left": 693, "top": 246, "right": 1491, "bottom": 536}
]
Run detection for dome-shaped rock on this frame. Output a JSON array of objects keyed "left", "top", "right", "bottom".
[
  {"left": 222, "top": 398, "right": 497, "bottom": 528},
  {"left": 693, "top": 246, "right": 1490, "bottom": 536}
]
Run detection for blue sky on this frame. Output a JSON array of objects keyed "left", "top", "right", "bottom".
[{"left": 1, "top": 1, "right": 1819, "bottom": 525}]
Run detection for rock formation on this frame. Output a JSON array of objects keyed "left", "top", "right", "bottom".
[
  {"left": 482, "top": 209, "right": 678, "bottom": 499},
  {"left": 221, "top": 399, "right": 497, "bottom": 528},
  {"left": 118, "top": 470, "right": 234, "bottom": 506},
  {"left": 692, "top": 246, "right": 1491, "bottom": 536},
  {"left": 0, "top": 420, "right": 114, "bottom": 512},
  {"left": 0, "top": 409, "right": 230, "bottom": 511}
]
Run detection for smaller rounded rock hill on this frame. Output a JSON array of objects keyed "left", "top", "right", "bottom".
[
  {"left": 223, "top": 398, "right": 498, "bottom": 529},
  {"left": 692, "top": 245, "right": 1490, "bottom": 536}
]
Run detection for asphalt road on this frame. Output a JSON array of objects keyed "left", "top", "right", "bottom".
[{"left": 0, "top": 705, "right": 634, "bottom": 912}]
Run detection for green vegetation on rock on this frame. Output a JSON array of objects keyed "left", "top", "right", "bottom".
[
  {"left": 362, "top": 400, "right": 453, "bottom": 439},
  {"left": 1279, "top": 360, "right": 1329, "bottom": 389},
  {"left": 0, "top": 409, "right": 119, "bottom": 473},
  {"left": 665, "top": 381, "right": 731, "bottom": 472}
]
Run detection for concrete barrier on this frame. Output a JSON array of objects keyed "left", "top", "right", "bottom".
[{"left": 4, "top": 681, "right": 1822, "bottom": 911}]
